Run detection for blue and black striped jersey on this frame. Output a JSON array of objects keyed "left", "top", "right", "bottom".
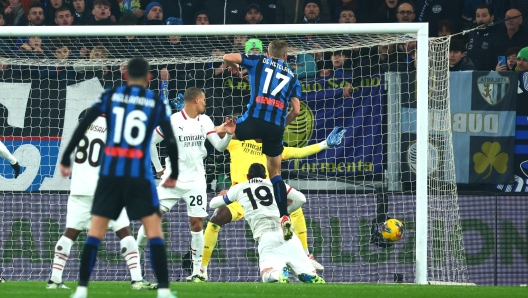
[
  {"left": 239, "top": 54, "right": 302, "bottom": 127},
  {"left": 92, "top": 85, "right": 171, "bottom": 179}
]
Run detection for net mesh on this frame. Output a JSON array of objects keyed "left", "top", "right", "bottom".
[{"left": 0, "top": 29, "right": 470, "bottom": 284}]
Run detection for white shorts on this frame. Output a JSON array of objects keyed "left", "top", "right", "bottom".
[
  {"left": 156, "top": 178, "right": 208, "bottom": 218},
  {"left": 65, "top": 195, "right": 130, "bottom": 232},
  {"left": 258, "top": 230, "right": 315, "bottom": 276}
]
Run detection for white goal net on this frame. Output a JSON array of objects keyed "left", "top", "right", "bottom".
[{"left": 0, "top": 24, "right": 468, "bottom": 284}]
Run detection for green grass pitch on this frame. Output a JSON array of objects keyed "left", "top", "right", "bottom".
[{"left": 1, "top": 282, "right": 527, "bottom": 298}]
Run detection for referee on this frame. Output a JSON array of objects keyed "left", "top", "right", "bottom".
[{"left": 60, "top": 58, "right": 179, "bottom": 298}]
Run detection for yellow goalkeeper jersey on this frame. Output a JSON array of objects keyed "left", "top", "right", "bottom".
[{"left": 227, "top": 139, "right": 322, "bottom": 184}]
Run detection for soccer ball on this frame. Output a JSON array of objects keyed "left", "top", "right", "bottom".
[{"left": 381, "top": 219, "right": 404, "bottom": 242}]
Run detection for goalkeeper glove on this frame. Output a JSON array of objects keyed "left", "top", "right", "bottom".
[
  {"left": 326, "top": 126, "right": 347, "bottom": 147},
  {"left": 169, "top": 93, "right": 185, "bottom": 111},
  {"left": 370, "top": 217, "right": 395, "bottom": 248}
]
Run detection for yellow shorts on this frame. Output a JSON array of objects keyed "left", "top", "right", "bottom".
[{"left": 226, "top": 201, "right": 245, "bottom": 222}]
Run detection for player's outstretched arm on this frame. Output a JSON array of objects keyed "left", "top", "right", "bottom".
[
  {"left": 286, "top": 187, "right": 307, "bottom": 214},
  {"left": 282, "top": 126, "right": 347, "bottom": 160},
  {"left": 223, "top": 53, "right": 242, "bottom": 69},
  {"left": 149, "top": 128, "right": 166, "bottom": 177},
  {"left": 210, "top": 194, "right": 231, "bottom": 209},
  {"left": 207, "top": 117, "right": 236, "bottom": 152},
  {"left": 158, "top": 120, "right": 179, "bottom": 187},
  {"left": 286, "top": 97, "right": 301, "bottom": 126},
  {"left": 60, "top": 107, "right": 100, "bottom": 177}
]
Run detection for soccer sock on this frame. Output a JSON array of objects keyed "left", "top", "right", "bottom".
[
  {"left": 262, "top": 269, "right": 281, "bottom": 283},
  {"left": 50, "top": 236, "right": 74, "bottom": 284},
  {"left": 120, "top": 236, "right": 142, "bottom": 282},
  {"left": 290, "top": 208, "right": 309, "bottom": 252},
  {"left": 136, "top": 225, "right": 148, "bottom": 252},
  {"left": 271, "top": 175, "right": 288, "bottom": 217},
  {"left": 191, "top": 230, "right": 204, "bottom": 276},
  {"left": 78, "top": 236, "right": 101, "bottom": 287},
  {"left": 0, "top": 141, "right": 17, "bottom": 164},
  {"left": 149, "top": 238, "right": 169, "bottom": 289},
  {"left": 202, "top": 222, "right": 220, "bottom": 270}
]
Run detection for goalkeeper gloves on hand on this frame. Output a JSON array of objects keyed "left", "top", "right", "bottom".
[
  {"left": 326, "top": 126, "right": 347, "bottom": 147},
  {"left": 169, "top": 93, "right": 185, "bottom": 111}
]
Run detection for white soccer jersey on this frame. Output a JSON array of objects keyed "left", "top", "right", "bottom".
[
  {"left": 70, "top": 116, "right": 106, "bottom": 196},
  {"left": 156, "top": 110, "right": 215, "bottom": 182},
  {"left": 223, "top": 178, "right": 289, "bottom": 240}
]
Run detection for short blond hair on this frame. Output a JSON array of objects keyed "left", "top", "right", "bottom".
[
  {"left": 268, "top": 39, "right": 289, "bottom": 59},
  {"left": 90, "top": 45, "right": 109, "bottom": 60}
]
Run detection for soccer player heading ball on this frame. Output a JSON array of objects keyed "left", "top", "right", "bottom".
[{"left": 223, "top": 39, "right": 301, "bottom": 240}]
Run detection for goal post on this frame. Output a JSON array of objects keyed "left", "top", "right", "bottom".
[{"left": 0, "top": 23, "right": 468, "bottom": 284}]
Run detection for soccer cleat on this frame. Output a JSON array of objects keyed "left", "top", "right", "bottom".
[
  {"left": 278, "top": 267, "right": 290, "bottom": 283},
  {"left": 188, "top": 274, "right": 206, "bottom": 282},
  {"left": 308, "top": 254, "right": 324, "bottom": 270},
  {"left": 157, "top": 291, "right": 178, "bottom": 298},
  {"left": 280, "top": 216, "right": 293, "bottom": 241},
  {"left": 11, "top": 162, "right": 20, "bottom": 178},
  {"left": 46, "top": 280, "right": 70, "bottom": 289},
  {"left": 199, "top": 269, "right": 209, "bottom": 282},
  {"left": 131, "top": 279, "right": 157, "bottom": 290},
  {"left": 297, "top": 273, "right": 326, "bottom": 284},
  {"left": 0, "top": 276, "right": 6, "bottom": 283}
]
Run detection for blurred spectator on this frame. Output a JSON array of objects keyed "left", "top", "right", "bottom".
[
  {"left": 194, "top": 10, "right": 209, "bottom": 25},
  {"left": 115, "top": 13, "right": 146, "bottom": 56},
  {"left": 496, "top": 46, "right": 520, "bottom": 71},
  {"left": 71, "top": 0, "right": 91, "bottom": 25},
  {"left": 396, "top": 1, "right": 415, "bottom": 23},
  {"left": 285, "top": 46, "right": 318, "bottom": 79},
  {"left": 117, "top": 0, "right": 144, "bottom": 23},
  {"left": 0, "top": 5, "right": 4, "bottom": 26},
  {"left": 87, "top": 0, "right": 116, "bottom": 25},
  {"left": 18, "top": 36, "right": 45, "bottom": 57},
  {"left": 245, "top": 0, "right": 276, "bottom": 24},
  {"left": 301, "top": 0, "right": 326, "bottom": 23},
  {"left": 449, "top": 39, "right": 476, "bottom": 71},
  {"left": 45, "top": 0, "right": 64, "bottom": 25},
  {"left": 413, "top": 0, "right": 461, "bottom": 37},
  {"left": 143, "top": 1, "right": 162, "bottom": 24},
  {"left": 462, "top": 0, "right": 505, "bottom": 29},
  {"left": 319, "top": 50, "right": 352, "bottom": 77},
  {"left": 204, "top": 0, "right": 246, "bottom": 24},
  {"left": 149, "top": 0, "right": 205, "bottom": 25},
  {"left": 75, "top": 44, "right": 122, "bottom": 89},
  {"left": 54, "top": 5, "right": 73, "bottom": 26},
  {"left": 437, "top": 19, "right": 455, "bottom": 36},
  {"left": 231, "top": 35, "right": 248, "bottom": 53},
  {"left": 331, "top": 0, "right": 357, "bottom": 23},
  {"left": 338, "top": 5, "right": 356, "bottom": 23},
  {"left": 245, "top": 38, "right": 262, "bottom": 54},
  {"left": 467, "top": 5, "right": 496, "bottom": 70},
  {"left": 245, "top": 3, "right": 263, "bottom": 24},
  {"left": 485, "top": 8, "right": 528, "bottom": 70},
  {"left": 375, "top": 0, "right": 399, "bottom": 23},
  {"left": 357, "top": 44, "right": 398, "bottom": 76},
  {"left": 516, "top": 46, "right": 528, "bottom": 72},
  {"left": 4, "top": 0, "right": 29, "bottom": 26},
  {"left": 276, "top": 0, "right": 331, "bottom": 24},
  {"left": 27, "top": 1, "right": 45, "bottom": 26}
]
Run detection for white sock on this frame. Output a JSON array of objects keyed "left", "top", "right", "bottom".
[
  {"left": 136, "top": 225, "right": 148, "bottom": 251},
  {"left": 120, "top": 236, "right": 142, "bottom": 282},
  {"left": 262, "top": 269, "right": 281, "bottom": 283},
  {"left": 0, "top": 141, "right": 17, "bottom": 164},
  {"left": 75, "top": 285, "right": 87, "bottom": 296},
  {"left": 190, "top": 230, "right": 204, "bottom": 276},
  {"left": 304, "top": 249, "right": 310, "bottom": 255},
  {"left": 50, "top": 236, "right": 74, "bottom": 284},
  {"left": 200, "top": 265, "right": 207, "bottom": 274}
]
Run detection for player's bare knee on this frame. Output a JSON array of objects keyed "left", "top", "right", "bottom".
[
  {"left": 63, "top": 228, "right": 81, "bottom": 241},
  {"left": 114, "top": 226, "right": 132, "bottom": 240},
  {"left": 189, "top": 217, "right": 204, "bottom": 232},
  {"left": 210, "top": 206, "right": 232, "bottom": 226}
]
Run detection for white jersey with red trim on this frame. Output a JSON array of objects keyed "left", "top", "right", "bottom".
[
  {"left": 70, "top": 116, "right": 106, "bottom": 196},
  {"left": 157, "top": 110, "right": 215, "bottom": 183},
  {"left": 223, "top": 178, "right": 294, "bottom": 240}
]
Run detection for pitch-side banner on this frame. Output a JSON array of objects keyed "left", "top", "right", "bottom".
[
  {"left": 284, "top": 74, "right": 384, "bottom": 177},
  {"left": 399, "top": 71, "right": 517, "bottom": 184}
]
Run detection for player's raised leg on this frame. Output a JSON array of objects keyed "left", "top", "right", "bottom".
[
  {"left": 285, "top": 234, "right": 325, "bottom": 283},
  {"left": 0, "top": 140, "right": 20, "bottom": 178},
  {"left": 289, "top": 208, "right": 324, "bottom": 270}
]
